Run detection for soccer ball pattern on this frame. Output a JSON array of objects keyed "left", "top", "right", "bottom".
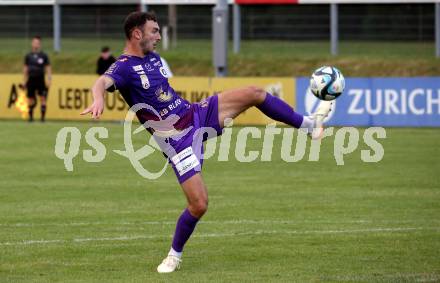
[{"left": 309, "top": 66, "right": 345, "bottom": 101}]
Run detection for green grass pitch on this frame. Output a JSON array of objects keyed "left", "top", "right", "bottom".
[
  {"left": 0, "top": 120, "right": 439, "bottom": 282},
  {"left": 1, "top": 39, "right": 439, "bottom": 76}
]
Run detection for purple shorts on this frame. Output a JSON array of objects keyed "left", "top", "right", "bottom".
[{"left": 160, "top": 95, "right": 222, "bottom": 184}]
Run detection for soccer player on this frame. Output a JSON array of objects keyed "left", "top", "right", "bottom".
[
  {"left": 81, "top": 11, "right": 333, "bottom": 273},
  {"left": 23, "top": 36, "right": 51, "bottom": 122}
]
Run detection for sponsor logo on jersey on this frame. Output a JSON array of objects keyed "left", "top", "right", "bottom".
[
  {"left": 132, "top": 65, "right": 143, "bottom": 72},
  {"left": 199, "top": 99, "right": 209, "bottom": 108},
  {"left": 155, "top": 86, "right": 173, "bottom": 102},
  {"left": 145, "top": 63, "right": 154, "bottom": 72},
  {"left": 140, "top": 74, "right": 150, "bottom": 89},
  {"left": 159, "top": 67, "right": 168, "bottom": 78}
]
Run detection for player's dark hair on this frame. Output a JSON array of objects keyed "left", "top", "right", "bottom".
[
  {"left": 33, "top": 35, "right": 41, "bottom": 40},
  {"left": 124, "top": 11, "right": 157, "bottom": 40},
  {"left": 101, "top": 46, "right": 110, "bottom": 52}
]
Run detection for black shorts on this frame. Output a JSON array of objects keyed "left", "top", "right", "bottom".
[{"left": 27, "top": 77, "right": 48, "bottom": 98}]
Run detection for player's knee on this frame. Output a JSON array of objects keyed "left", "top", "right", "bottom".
[
  {"left": 28, "top": 99, "right": 36, "bottom": 108},
  {"left": 189, "top": 198, "right": 208, "bottom": 217},
  {"left": 245, "top": 86, "right": 266, "bottom": 105},
  {"left": 196, "top": 198, "right": 208, "bottom": 215}
]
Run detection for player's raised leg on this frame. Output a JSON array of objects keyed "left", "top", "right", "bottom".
[
  {"left": 218, "top": 86, "right": 332, "bottom": 138},
  {"left": 157, "top": 173, "right": 208, "bottom": 273}
]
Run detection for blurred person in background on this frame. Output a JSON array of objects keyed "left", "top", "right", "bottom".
[
  {"left": 23, "top": 36, "right": 51, "bottom": 122},
  {"left": 96, "top": 46, "right": 116, "bottom": 75}
]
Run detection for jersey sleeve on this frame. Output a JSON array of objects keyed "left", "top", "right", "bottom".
[
  {"left": 104, "top": 60, "right": 128, "bottom": 91},
  {"left": 44, "top": 53, "right": 50, "bottom": 65},
  {"left": 24, "top": 54, "right": 30, "bottom": 65},
  {"left": 160, "top": 57, "right": 173, "bottom": 78}
]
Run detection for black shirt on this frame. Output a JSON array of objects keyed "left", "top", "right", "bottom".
[
  {"left": 96, "top": 56, "right": 116, "bottom": 75},
  {"left": 24, "top": 52, "right": 50, "bottom": 78}
]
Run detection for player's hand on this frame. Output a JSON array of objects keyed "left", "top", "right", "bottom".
[{"left": 80, "top": 98, "right": 104, "bottom": 119}]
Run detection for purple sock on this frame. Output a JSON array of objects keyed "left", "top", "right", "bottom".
[
  {"left": 171, "top": 208, "right": 200, "bottom": 252},
  {"left": 257, "top": 93, "right": 304, "bottom": 128}
]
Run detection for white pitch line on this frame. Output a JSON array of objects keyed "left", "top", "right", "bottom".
[
  {"left": 3, "top": 239, "right": 65, "bottom": 245},
  {"left": 0, "top": 221, "right": 176, "bottom": 227},
  {"left": 0, "top": 219, "right": 436, "bottom": 227},
  {"left": 0, "top": 227, "right": 437, "bottom": 247}
]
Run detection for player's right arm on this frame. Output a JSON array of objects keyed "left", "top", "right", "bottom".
[
  {"left": 80, "top": 75, "right": 114, "bottom": 119},
  {"left": 81, "top": 58, "right": 128, "bottom": 119}
]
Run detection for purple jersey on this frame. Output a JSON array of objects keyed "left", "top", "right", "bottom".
[
  {"left": 104, "top": 52, "right": 191, "bottom": 127},
  {"left": 105, "top": 52, "right": 222, "bottom": 184}
]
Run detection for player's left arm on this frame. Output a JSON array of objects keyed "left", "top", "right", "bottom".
[
  {"left": 45, "top": 65, "right": 52, "bottom": 88},
  {"left": 44, "top": 53, "right": 51, "bottom": 88},
  {"left": 23, "top": 65, "right": 29, "bottom": 88}
]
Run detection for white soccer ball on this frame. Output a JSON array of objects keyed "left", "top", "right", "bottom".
[{"left": 309, "top": 66, "right": 345, "bottom": 101}]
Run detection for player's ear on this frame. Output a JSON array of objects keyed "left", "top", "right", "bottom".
[{"left": 133, "top": 29, "right": 142, "bottom": 40}]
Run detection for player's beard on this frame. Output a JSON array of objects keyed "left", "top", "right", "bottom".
[{"left": 139, "top": 37, "right": 153, "bottom": 55}]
